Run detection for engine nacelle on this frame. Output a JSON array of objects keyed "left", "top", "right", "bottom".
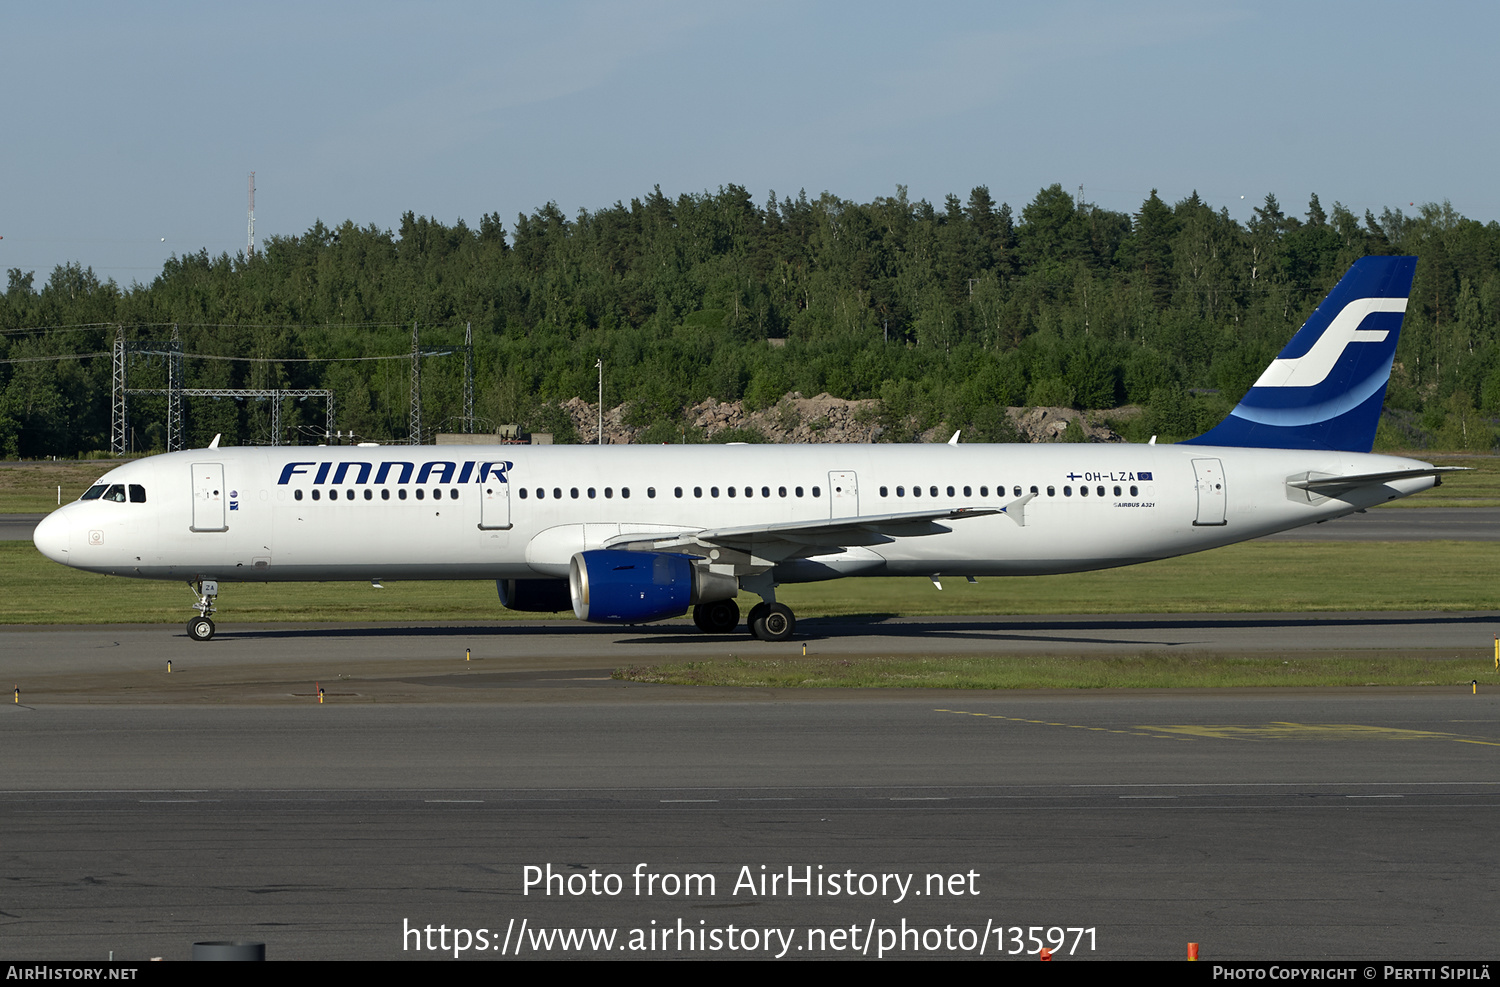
[
  {"left": 568, "top": 550, "right": 737, "bottom": 624},
  {"left": 496, "top": 578, "right": 573, "bottom": 612}
]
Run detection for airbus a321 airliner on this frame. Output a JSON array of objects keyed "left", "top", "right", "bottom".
[{"left": 33, "top": 256, "right": 1455, "bottom": 642}]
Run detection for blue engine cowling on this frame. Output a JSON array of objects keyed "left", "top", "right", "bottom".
[{"left": 569, "top": 550, "right": 735, "bottom": 624}]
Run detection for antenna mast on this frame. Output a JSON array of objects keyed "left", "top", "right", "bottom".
[{"left": 247, "top": 172, "right": 256, "bottom": 257}]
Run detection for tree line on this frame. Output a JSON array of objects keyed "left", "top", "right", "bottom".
[{"left": 2, "top": 182, "right": 1499, "bottom": 457}]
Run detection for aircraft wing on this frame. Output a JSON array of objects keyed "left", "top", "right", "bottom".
[{"left": 602, "top": 504, "right": 1010, "bottom": 559}]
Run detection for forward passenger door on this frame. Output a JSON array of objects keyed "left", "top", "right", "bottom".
[{"left": 190, "top": 463, "right": 228, "bottom": 532}]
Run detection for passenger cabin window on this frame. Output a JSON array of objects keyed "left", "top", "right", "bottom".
[{"left": 295, "top": 489, "right": 304, "bottom": 501}]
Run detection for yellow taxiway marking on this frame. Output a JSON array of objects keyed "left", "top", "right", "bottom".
[
  {"left": 934, "top": 709, "right": 1182, "bottom": 739},
  {"left": 1140, "top": 722, "right": 1500, "bottom": 745},
  {"left": 936, "top": 712, "right": 1500, "bottom": 746}
]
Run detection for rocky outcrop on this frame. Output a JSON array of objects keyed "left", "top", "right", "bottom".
[{"left": 551, "top": 393, "right": 1132, "bottom": 444}]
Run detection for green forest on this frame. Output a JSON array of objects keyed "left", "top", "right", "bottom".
[{"left": 3, "top": 182, "right": 1499, "bottom": 457}]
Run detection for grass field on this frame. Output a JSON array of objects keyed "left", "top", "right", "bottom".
[
  {"left": 2, "top": 538, "right": 1495, "bottom": 625},
  {"left": 0, "top": 462, "right": 117, "bottom": 513},
  {"left": 612, "top": 653, "right": 1496, "bottom": 689}
]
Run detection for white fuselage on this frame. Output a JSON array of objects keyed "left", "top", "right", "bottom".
[{"left": 33, "top": 442, "right": 1438, "bottom": 586}]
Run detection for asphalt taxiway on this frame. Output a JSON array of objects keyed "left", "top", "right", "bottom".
[
  {"left": 2, "top": 502, "right": 1496, "bottom": 961},
  {"left": 3, "top": 614, "right": 1498, "bottom": 962}
]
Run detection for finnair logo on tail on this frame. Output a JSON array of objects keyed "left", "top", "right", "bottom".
[{"left": 1253, "top": 297, "right": 1407, "bottom": 389}]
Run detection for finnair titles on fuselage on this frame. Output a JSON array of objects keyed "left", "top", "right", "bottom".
[{"left": 33, "top": 256, "right": 1455, "bottom": 642}]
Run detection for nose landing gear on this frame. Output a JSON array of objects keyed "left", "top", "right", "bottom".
[{"left": 187, "top": 579, "right": 218, "bottom": 641}]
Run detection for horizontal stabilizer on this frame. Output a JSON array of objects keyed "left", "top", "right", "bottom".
[
  {"left": 999, "top": 491, "right": 1038, "bottom": 526},
  {"left": 1286, "top": 466, "right": 1466, "bottom": 496}
]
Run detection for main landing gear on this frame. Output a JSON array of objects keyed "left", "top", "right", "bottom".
[
  {"left": 745, "top": 601, "right": 796, "bottom": 642},
  {"left": 729, "top": 572, "right": 796, "bottom": 642},
  {"left": 692, "top": 599, "right": 740, "bottom": 634},
  {"left": 187, "top": 579, "right": 219, "bottom": 641},
  {"left": 690, "top": 597, "right": 797, "bottom": 641}
]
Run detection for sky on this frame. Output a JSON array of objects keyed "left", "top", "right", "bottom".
[{"left": 2, "top": 0, "right": 1497, "bottom": 288}]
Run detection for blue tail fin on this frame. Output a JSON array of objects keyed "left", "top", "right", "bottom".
[{"left": 1184, "top": 255, "right": 1417, "bottom": 453}]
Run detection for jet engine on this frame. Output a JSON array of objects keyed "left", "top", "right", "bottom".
[
  {"left": 568, "top": 550, "right": 737, "bottom": 624},
  {"left": 496, "top": 578, "right": 574, "bottom": 613}
]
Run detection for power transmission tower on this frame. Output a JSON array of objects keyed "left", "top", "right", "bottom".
[
  {"left": 111, "top": 327, "right": 128, "bottom": 456},
  {"left": 164, "top": 325, "right": 184, "bottom": 451},
  {"left": 410, "top": 321, "right": 422, "bottom": 445},
  {"left": 463, "top": 321, "right": 474, "bottom": 433},
  {"left": 247, "top": 173, "right": 256, "bottom": 258}
]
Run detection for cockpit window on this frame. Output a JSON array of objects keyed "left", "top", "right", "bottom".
[
  {"left": 103, "top": 484, "right": 127, "bottom": 503},
  {"left": 80, "top": 485, "right": 107, "bottom": 501},
  {"left": 129, "top": 484, "right": 147, "bottom": 503}
]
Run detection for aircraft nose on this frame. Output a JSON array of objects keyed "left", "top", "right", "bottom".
[{"left": 32, "top": 510, "right": 71, "bottom": 565}]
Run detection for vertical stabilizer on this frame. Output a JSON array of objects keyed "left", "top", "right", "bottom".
[{"left": 1185, "top": 256, "right": 1416, "bottom": 452}]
